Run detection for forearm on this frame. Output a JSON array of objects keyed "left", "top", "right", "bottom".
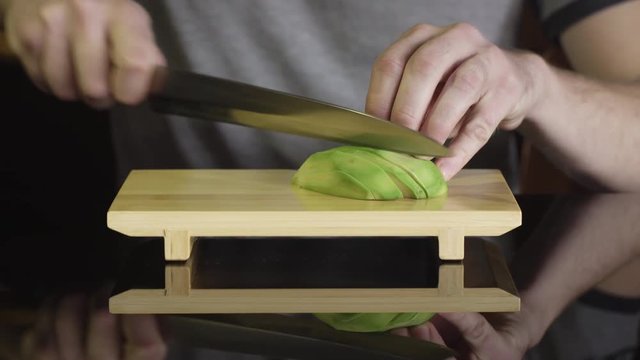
[
  {"left": 520, "top": 63, "right": 640, "bottom": 191},
  {"left": 511, "top": 195, "right": 640, "bottom": 348}
]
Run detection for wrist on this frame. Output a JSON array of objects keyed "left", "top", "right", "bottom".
[
  {"left": 520, "top": 53, "right": 565, "bottom": 129},
  {"left": 515, "top": 289, "right": 560, "bottom": 349}
]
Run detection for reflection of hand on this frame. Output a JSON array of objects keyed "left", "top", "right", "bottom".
[
  {"left": 392, "top": 311, "right": 531, "bottom": 360},
  {"left": 20, "top": 292, "right": 167, "bottom": 360},
  {"left": 365, "top": 23, "right": 546, "bottom": 180},
  {"left": 4, "top": 0, "right": 165, "bottom": 108}
]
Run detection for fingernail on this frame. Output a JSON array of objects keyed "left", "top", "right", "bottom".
[{"left": 437, "top": 161, "right": 452, "bottom": 180}]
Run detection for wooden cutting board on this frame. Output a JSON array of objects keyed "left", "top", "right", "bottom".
[
  {"left": 109, "top": 236, "right": 519, "bottom": 314},
  {"left": 107, "top": 169, "right": 521, "bottom": 261}
]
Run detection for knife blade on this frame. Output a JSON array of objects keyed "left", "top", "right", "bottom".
[
  {"left": 148, "top": 66, "right": 450, "bottom": 157},
  {"left": 162, "top": 314, "right": 457, "bottom": 360}
]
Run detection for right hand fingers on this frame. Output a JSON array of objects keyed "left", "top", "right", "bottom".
[
  {"left": 108, "top": 1, "right": 166, "bottom": 105},
  {"left": 70, "top": 0, "right": 111, "bottom": 107},
  {"left": 72, "top": 0, "right": 165, "bottom": 107},
  {"left": 365, "top": 24, "right": 443, "bottom": 120},
  {"left": 6, "top": 3, "right": 48, "bottom": 92},
  {"left": 41, "top": 2, "right": 78, "bottom": 100},
  {"left": 6, "top": 0, "right": 164, "bottom": 108}
]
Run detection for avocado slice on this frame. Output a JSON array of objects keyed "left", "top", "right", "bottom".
[
  {"left": 360, "top": 148, "right": 448, "bottom": 198},
  {"left": 335, "top": 147, "right": 427, "bottom": 199},
  {"left": 292, "top": 149, "right": 404, "bottom": 200}
]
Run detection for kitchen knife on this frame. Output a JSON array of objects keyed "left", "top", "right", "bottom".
[
  {"left": 148, "top": 66, "right": 450, "bottom": 157},
  {"left": 162, "top": 314, "right": 457, "bottom": 360}
]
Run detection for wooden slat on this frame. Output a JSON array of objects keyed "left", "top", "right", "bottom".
[{"left": 110, "top": 288, "right": 519, "bottom": 314}]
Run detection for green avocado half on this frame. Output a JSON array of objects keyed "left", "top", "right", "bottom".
[{"left": 292, "top": 146, "right": 447, "bottom": 200}]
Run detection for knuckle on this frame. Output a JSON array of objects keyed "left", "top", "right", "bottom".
[
  {"left": 70, "top": 0, "right": 105, "bottom": 29},
  {"left": 16, "top": 25, "right": 43, "bottom": 53},
  {"left": 116, "top": 0, "right": 152, "bottom": 26},
  {"left": 38, "top": 3, "right": 65, "bottom": 29},
  {"left": 119, "top": 50, "right": 156, "bottom": 73},
  {"left": 466, "top": 318, "right": 490, "bottom": 342},
  {"left": 452, "top": 22, "right": 482, "bottom": 40},
  {"left": 392, "top": 107, "right": 421, "bottom": 128},
  {"left": 407, "top": 23, "right": 435, "bottom": 37},
  {"left": 373, "top": 55, "right": 406, "bottom": 77},
  {"left": 522, "top": 51, "right": 547, "bottom": 73},
  {"left": 450, "top": 66, "right": 484, "bottom": 94},
  {"left": 500, "top": 73, "right": 520, "bottom": 95},
  {"left": 80, "top": 80, "right": 109, "bottom": 100},
  {"left": 500, "top": 117, "right": 523, "bottom": 131},
  {"left": 480, "top": 45, "right": 505, "bottom": 69},
  {"left": 467, "top": 116, "right": 494, "bottom": 144},
  {"left": 407, "top": 52, "right": 439, "bottom": 77},
  {"left": 484, "top": 44, "right": 502, "bottom": 59}
]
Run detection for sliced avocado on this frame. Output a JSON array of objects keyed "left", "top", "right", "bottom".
[
  {"left": 335, "top": 147, "right": 427, "bottom": 199},
  {"left": 292, "top": 169, "right": 375, "bottom": 200},
  {"left": 361, "top": 148, "right": 448, "bottom": 198},
  {"left": 292, "top": 146, "right": 447, "bottom": 201},
  {"left": 292, "top": 149, "right": 403, "bottom": 200}
]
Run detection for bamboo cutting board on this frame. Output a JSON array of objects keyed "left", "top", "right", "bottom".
[
  {"left": 109, "top": 236, "right": 519, "bottom": 314},
  {"left": 107, "top": 169, "right": 521, "bottom": 260}
]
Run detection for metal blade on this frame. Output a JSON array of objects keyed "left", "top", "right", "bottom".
[
  {"left": 162, "top": 314, "right": 456, "bottom": 360},
  {"left": 148, "top": 67, "right": 450, "bottom": 157}
]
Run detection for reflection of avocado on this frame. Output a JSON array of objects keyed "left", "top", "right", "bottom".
[
  {"left": 292, "top": 146, "right": 447, "bottom": 200},
  {"left": 293, "top": 146, "right": 444, "bottom": 332},
  {"left": 314, "top": 312, "right": 434, "bottom": 333}
]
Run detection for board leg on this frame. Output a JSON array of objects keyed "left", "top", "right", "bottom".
[
  {"left": 438, "top": 228, "right": 465, "bottom": 260},
  {"left": 438, "top": 263, "right": 464, "bottom": 296},
  {"left": 164, "top": 239, "right": 199, "bottom": 296},
  {"left": 163, "top": 230, "right": 196, "bottom": 261},
  {"left": 165, "top": 264, "right": 191, "bottom": 296}
]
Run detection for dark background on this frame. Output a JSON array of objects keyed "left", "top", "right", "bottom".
[{"left": 0, "top": 58, "right": 122, "bottom": 298}]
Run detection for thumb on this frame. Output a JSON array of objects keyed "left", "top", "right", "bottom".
[{"left": 438, "top": 312, "right": 509, "bottom": 360}]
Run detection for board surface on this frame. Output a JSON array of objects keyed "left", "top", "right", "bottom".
[{"left": 107, "top": 169, "right": 521, "bottom": 238}]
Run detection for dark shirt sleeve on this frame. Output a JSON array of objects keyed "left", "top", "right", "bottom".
[{"left": 535, "top": 0, "right": 630, "bottom": 39}]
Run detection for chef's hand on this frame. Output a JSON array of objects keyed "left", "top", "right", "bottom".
[
  {"left": 20, "top": 291, "right": 167, "bottom": 360},
  {"left": 391, "top": 312, "right": 533, "bottom": 360},
  {"left": 366, "top": 23, "right": 547, "bottom": 180},
  {"left": 3, "top": 0, "right": 166, "bottom": 108}
]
